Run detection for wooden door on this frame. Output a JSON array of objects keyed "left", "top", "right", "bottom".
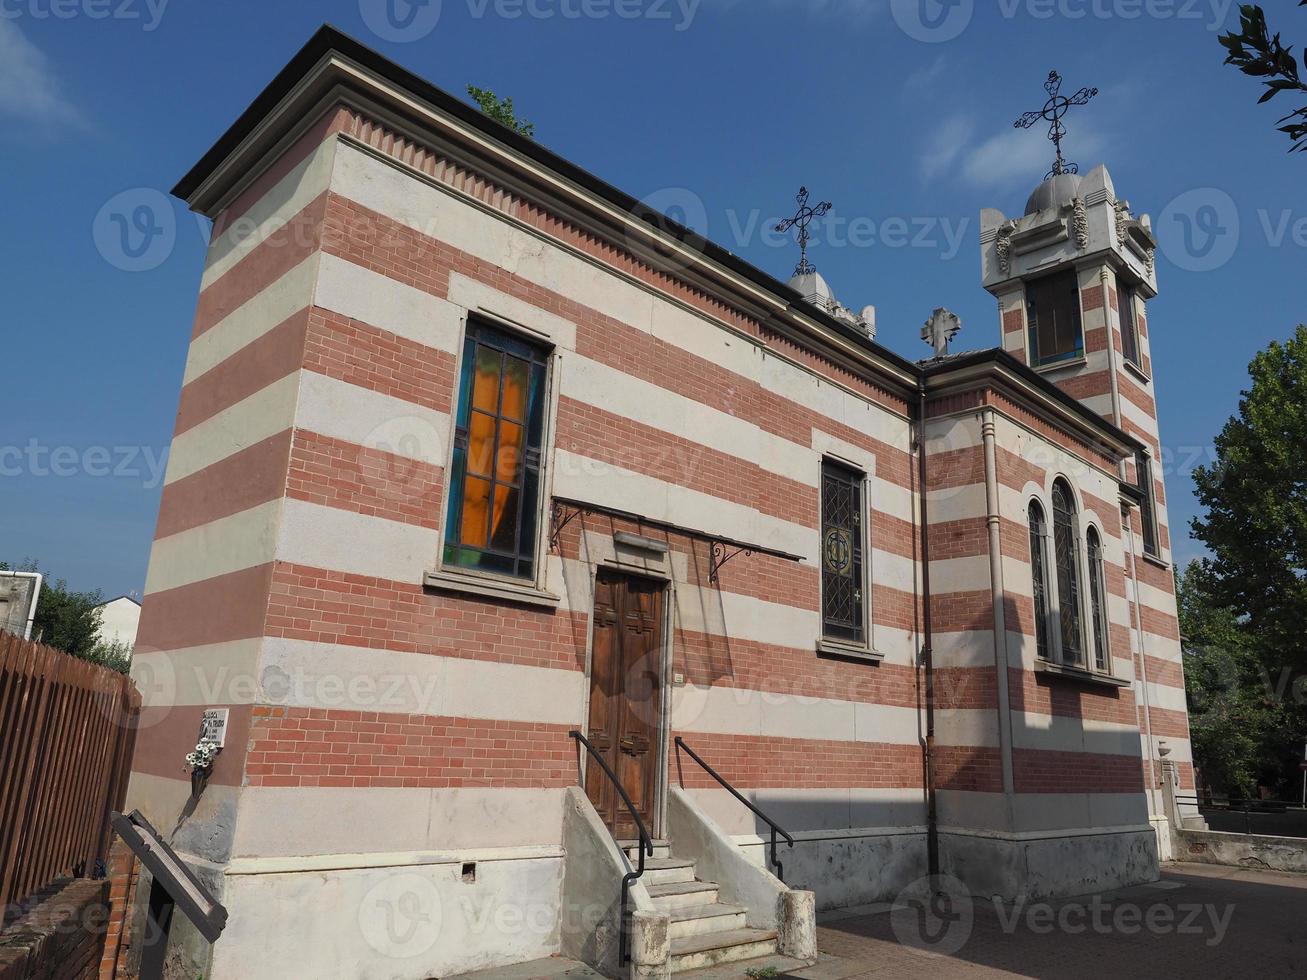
[{"left": 584, "top": 571, "right": 665, "bottom": 839}]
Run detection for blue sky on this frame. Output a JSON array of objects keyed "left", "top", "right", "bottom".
[{"left": 2, "top": 0, "right": 1303, "bottom": 598}]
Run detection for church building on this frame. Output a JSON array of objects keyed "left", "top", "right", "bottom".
[{"left": 125, "top": 27, "right": 1192, "bottom": 979}]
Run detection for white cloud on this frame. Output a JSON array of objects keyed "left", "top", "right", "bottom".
[
  {"left": 0, "top": 21, "right": 85, "bottom": 134},
  {"left": 918, "top": 112, "right": 1112, "bottom": 190},
  {"left": 904, "top": 54, "right": 949, "bottom": 93}
]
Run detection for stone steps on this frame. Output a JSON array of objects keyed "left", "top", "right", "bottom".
[{"left": 668, "top": 927, "right": 780, "bottom": 972}]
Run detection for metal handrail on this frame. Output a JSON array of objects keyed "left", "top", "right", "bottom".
[
  {"left": 568, "top": 731, "right": 653, "bottom": 965},
  {"left": 1174, "top": 793, "right": 1305, "bottom": 836},
  {"left": 674, "top": 737, "right": 795, "bottom": 883}
]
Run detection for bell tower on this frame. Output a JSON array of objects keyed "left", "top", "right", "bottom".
[{"left": 978, "top": 159, "right": 1192, "bottom": 835}]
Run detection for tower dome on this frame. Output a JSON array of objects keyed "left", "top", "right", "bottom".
[{"left": 1024, "top": 172, "right": 1083, "bottom": 216}]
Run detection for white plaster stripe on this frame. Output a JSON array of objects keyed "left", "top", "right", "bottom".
[
  {"left": 145, "top": 500, "right": 282, "bottom": 596},
  {"left": 447, "top": 272, "right": 578, "bottom": 351},
  {"left": 295, "top": 370, "right": 453, "bottom": 464},
  {"left": 130, "top": 639, "right": 263, "bottom": 708},
  {"left": 672, "top": 686, "right": 925, "bottom": 747},
  {"left": 551, "top": 449, "right": 815, "bottom": 561},
  {"left": 231, "top": 786, "right": 568, "bottom": 857},
  {"left": 938, "top": 791, "right": 1151, "bottom": 834},
  {"left": 561, "top": 351, "right": 815, "bottom": 487},
  {"left": 1144, "top": 681, "right": 1189, "bottom": 714},
  {"left": 314, "top": 252, "right": 464, "bottom": 353},
  {"left": 201, "top": 138, "right": 337, "bottom": 289},
  {"left": 165, "top": 372, "right": 301, "bottom": 485},
  {"left": 933, "top": 708, "right": 1001, "bottom": 749},
  {"left": 1010, "top": 712, "right": 1152, "bottom": 756},
  {"left": 185, "top": 254, "right": 320, "bottom": 385},
  {"left": 275, "top": 497, "right": 440, "bottom": 584},
  {"left": 258, "top": 639, "right": 587, "bottom": 724},
  {"left": 693, "top": 787, "right": 926, "bottom": 838}
]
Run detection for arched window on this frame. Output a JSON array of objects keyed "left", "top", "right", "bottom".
[
  {"left": 1028, "top": 500, "right": 1051, "bottom": 662},
  {"left": 1052, "top": 480, "right": 1084, "bottom": 666},
  {"left": 1087, "top": 527, "right": 1110, "bottom": 672}
]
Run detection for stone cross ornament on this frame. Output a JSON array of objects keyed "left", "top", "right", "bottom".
[{"left": 922, "top": 308, "right": 962, "bottom": 359}]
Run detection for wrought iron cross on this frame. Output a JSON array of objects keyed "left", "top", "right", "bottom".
[
  {"left": 1014, "top": 70, "right": 1099, "bottom": 181},
  {"left": 775, "top": 186, "right": 832, "bottom": 277}
]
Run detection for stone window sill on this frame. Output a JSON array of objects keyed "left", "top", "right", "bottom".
[
  {"left": 1033, "top": 356, "right": 1088, "bottom": 375},
  {"left": 424, "top": 568, "right": 561, "bottom": 609},
  {"left": 1140, "top": 552, "right": 1171, "bottom": 572},
  {"left": 1035, "top": 660, "right": 1130, "bottom": 689},
  {"left": 1122, "top": 359, "right": 1151, "bottom": 385},
  {"left": 817, "top": 638, "right": 885, "bottom": 664}
]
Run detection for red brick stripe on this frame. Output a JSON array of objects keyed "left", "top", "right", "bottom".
[
  {"left": 155, "top": 430, "right": 293, "bottom": 539},
  {"left": 245, "top": 707, "right": 575, "bottom": 789},
  {"left": 287, "top": 430, "right": 444, "bottom": 529},
  {"left": 1014, "top": 747, "right": 1145, "bottom": 794},
  {"left": 671, "top": 732, "right": 923, "bottom": 790},
  {"left": 136, "top": 564, "right": 274, "bottom": 653}
]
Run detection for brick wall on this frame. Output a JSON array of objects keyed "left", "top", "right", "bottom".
[{"left": 0, "top": 879, "right": 110, "bottom": 980}]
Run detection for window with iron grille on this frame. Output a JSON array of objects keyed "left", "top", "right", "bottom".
[
  {"left": 1052, "top": 479, "right": 1085, "bottom": 667},
  {"left": 1087, "top": 527, "right": 1110, "bottom": 672},
  {"left": 443, "top": 319, "right": 550, "bottom": 580},
  {"left": 1026, "top": 271, "right": 1085, "bottom": 367},
  {"left": 1136, "top": 451, "right": 1160, "bottom": 558},
  {"left": 1028, "top": 500, "right": 1052, "bottom": 663},
  {"left": 820, "top": 461, "right": 865, "bottom": 644},
  {"left": 1117, "top": 284, "right": 1141, "bottom": 369}
]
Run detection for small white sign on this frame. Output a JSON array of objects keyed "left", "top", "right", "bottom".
[{"left": 198, "top": 708, "right": 229, "bottom": 748}]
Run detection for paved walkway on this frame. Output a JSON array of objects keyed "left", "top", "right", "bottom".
[
  {"left": 450, "top": 863, "right": 1305, "bottom": 980},
  {"left": 811, "top": 862, "right": 1305, "bottom": 979}
]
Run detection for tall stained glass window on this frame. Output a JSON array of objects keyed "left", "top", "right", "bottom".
[
  {"left": 1052, "top": 479, "right": 1085, "bottom": 666},
  {"left": 821, "top": 461, "right": 865, "bottom": 644},
  {"left": 443, "top": 320, "right": 549, "bottom": 580}
]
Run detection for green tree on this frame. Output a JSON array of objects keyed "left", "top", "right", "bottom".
[
  {"left": 1191, "top": 325, "right": 1307, "bottom": 663},
  {"left": 1, "top": 559, "right": 104, "bottom": 659},
  {"left": 1219, "top": 3, "right": 1307, "bottom": 152},
  {"left": 1179, "top": 565, "right": 1289, "bottom": 796},
  {"left": 466, "top": 85, "right": 535, "bottom": 138}
]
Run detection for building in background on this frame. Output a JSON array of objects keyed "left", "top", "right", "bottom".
[
  {"left": 0, "top": 571, "right": 42, "bottom": 640},
  {"left": 95, "top": 595, "right": 141, "bottom": 651},
  {"left": 123, "top": 27, "right": 1192, "bottom": 980}
]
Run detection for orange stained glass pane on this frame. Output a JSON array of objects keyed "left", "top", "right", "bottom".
[
  {"left": 467, "top": 412, "right": 496, "bottom": 477},
  {"left": 461, "top": 476, "right": 492, "bottom": 546},
  {"left": 501, "top": 356, "right": 529, "bottom": 420},
  {"left": 496, "top": 421, "right": 524, "bottom": 484},
  {"left": 472, "top": 346, "right": 502, "bottom": 413}
]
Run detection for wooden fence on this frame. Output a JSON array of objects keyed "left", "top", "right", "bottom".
[{"left": 0, "top": 631, "right": 140, "bottom": 913}]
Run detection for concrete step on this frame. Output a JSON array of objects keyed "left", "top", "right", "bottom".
[
  {"left": 647, "top": 879, "right": 721, "bottom": 911},
  {"left": 668, "top": 928, "right": 779, "bottom": 973},
  {"left": 620, "top": 840, "right": 671, "bottom": 861},
  {"left": 667, "top": 903, "right": 748, "bottom": 940},
  {"left": 640, "top": 857, "right": 698, "bottom": 886}
]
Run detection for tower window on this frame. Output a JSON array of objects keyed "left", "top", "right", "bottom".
[
  {"left": 443, "top": 319, "right": 550, "bottom": 581},
  {"left": 1028, "top": 500, "right": 1052, "bottom": 663},
  {"left": 1087, "top": 527, "right": 1111, "bottom": 672},
  {"left": 820, "top": 460, "right": 865, "bottom": 644},
  {"left": 1118, "top": 284, "right": 1141, "bottom": 369},
  {"left": 1026, "top": 271, "right": 1084, "bottom": 367},
  {"left": 1136, "top": 451, "right": 1161, "bottom": 558},
  {"left": 1052, "top": 479, "right": 1085, "bottom": 667}
]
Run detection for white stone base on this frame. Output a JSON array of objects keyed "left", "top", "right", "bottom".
[
  {"left": 205, "top": 853, "right": 564, "bottom": 980},
  {"left": 940, "top": 827, "right": 1160, "bottom": 901}
]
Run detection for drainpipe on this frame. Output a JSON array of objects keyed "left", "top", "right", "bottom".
[
  {"left": 1125, "top": 519, "right": 1161, "bottom": 817},
  {"left": 916, "top": 379, "right": 939, "bottom": 880},
  {"left": 981, "top": 410, "right": 1016, "bottom": 797}
]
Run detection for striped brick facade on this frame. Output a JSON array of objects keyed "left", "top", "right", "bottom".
[{"left": 123, "top": 30, "right": 1191, "bottom": 980}]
